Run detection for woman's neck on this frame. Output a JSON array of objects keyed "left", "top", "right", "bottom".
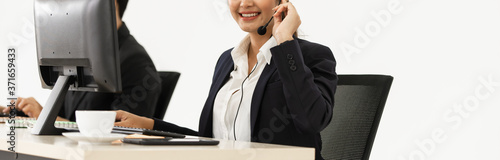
[
  {"left": 246, "top": 31, "right": 272, "bottom": 74},
  {"left": 247, "top": 31, "right": 272, "bottom": 57}
]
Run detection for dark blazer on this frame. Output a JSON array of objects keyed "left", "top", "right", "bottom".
[
  {"left": 59, "top": 23, "right": 161, "bottom": 121},
  {"left": 153, "top": 38, "right": 337, "bottom": 160}
]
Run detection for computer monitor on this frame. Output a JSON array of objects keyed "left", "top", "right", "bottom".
[{"left": 31, "top": 0, "right": 121, "bottom": 135}]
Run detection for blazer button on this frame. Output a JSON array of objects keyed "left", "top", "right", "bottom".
[
  {"left": 288, "top": 60, "right": 295, "bottom": 65},
  {"left": 287, "top": 54, "right": 293, "bottom": 60},
  {"left": 290, "top": 65, "right": 297, "bottom": 71}
]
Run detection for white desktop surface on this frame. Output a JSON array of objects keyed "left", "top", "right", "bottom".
[{"left": 0, "top": 124, "right": 314, "bottom": 160}]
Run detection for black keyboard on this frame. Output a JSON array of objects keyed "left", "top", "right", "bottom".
[
  {"left": 112, "top": 126, "right": 186, "bottom": 138},
  {"left": 0, "top": 112, "right": 10, "bottom": 117}
]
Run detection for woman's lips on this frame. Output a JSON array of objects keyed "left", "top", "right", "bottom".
[{"left": 239, "top": 12, "right": 261, "bottom": 21}]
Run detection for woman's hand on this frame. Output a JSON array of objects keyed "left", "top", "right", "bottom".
[
  {"left": 272, "top": 0, "right": 301, "bottom": 44},
  {"left": 2, "top": 97, "right": 43, "bottom": 118},
  {"left": 0, "top": 105, "right": 9, "bottom": 114},
  {"left": 114, "top": 110, "right": 154, "bottom": 130}
]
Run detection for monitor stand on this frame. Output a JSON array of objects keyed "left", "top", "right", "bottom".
[{"left": 31, "top": 75, "right": 75, "bottom": 135}]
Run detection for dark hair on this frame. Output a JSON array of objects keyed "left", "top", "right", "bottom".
[{"left": 117, "top": 0, "right": 129, "bottom": 18}]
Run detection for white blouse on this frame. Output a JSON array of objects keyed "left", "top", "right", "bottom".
[{"left": 212, "top": 35, "right": 277, "bottom": 141}]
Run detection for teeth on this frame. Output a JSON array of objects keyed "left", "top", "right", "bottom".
[{"left": 242, "top": 13, "right": 258, "bottom": 17}]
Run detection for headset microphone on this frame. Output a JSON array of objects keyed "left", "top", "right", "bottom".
[
  {"left": 258, "top": 0, "right": 286, "bottom": 36},
  {"left": 257, "top": 16, "right": 274, "bottom": 35}
]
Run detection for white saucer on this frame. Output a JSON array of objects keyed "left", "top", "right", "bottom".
[{"left": 62, "top": 132, "right": 126, "bottom": 144}]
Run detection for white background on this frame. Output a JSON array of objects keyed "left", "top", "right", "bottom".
[{"left": 1, "top": 0, "right": 500, "bottom": 159}]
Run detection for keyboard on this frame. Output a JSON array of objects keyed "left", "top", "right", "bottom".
[
  {"left": 2, "top": 118, "right": 39, "bottom": 128},
  {"left": 1, "top": 117, "right": 78, "bottom": 128},
  {"left": 0, "top": 112, "right": 10, "bottom": 117}
]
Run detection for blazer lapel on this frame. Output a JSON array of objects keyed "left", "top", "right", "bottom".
[
  {"left": 250, "top": 62, "right": 277, "bottom": 133},
  {"left": 198, "top": 53, "right": 234, "bottom": 136}
]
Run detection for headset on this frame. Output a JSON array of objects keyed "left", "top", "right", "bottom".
[
  {"left": 233, "top": 61, "right": 258, "bottom": 140},
  {"left": 257, "top": 0, "right": 286, "bottom": 35}
]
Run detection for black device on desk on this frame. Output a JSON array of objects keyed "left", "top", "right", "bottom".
[
  {"left": 112, "top": 126, "right": 186, "bottom": 138},
  {"left": 0, "top": 111, "right": 29, "bottom": 117},
  {"left": 0, "top": 113, "right": 10, "bottom": 117},
  {"left": 32, "top": 0, "right": 121, "bottom": 135},
  {"left": 123, "top": 138, "right": 219, "bottom": 145}
]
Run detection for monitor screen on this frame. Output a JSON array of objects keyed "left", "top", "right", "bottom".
[
  {"left": 35, "top": 0, "right": 121, "bottom": 93},
  {"left": 31, "top": 0, "right": 120, "bottom": 135}
]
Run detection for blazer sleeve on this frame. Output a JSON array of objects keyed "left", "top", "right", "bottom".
[
  {"left": 270, "top": 39, "right": 337, "bottom": 134},
  {"left": 152, "top": 118, "right": 199, "bottom": 136}
]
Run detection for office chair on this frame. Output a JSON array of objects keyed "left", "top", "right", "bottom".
[
  {"left": 153, "top": 71, "right": 181, "bottom": 120},
  {"left": 321, "top": 74, "right": 393, "bottom": 160}
]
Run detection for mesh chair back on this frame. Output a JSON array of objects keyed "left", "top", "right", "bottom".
[{"left": 321, "top": 75, "right": 393, "bottom": 160}]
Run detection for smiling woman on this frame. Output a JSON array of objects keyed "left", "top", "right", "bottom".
[{"left": 114, "top": 0, "right": 337, "bottom": 160}]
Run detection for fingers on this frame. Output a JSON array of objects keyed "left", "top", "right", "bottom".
[
  {"left": 56, "top": 117, "right": 70, "bottom": 122},
  {"left": 15, "top": 97, "right": 23, "bottom": 110},
  {"left": 273, "top": 2, "right": 297, "bottom": 13},
  {"left": 17, "top": 98, "right": 26, "bottom": 111},
  {"left": 114, "top": 117, "right": 134, "bottom": 128},
  {"left": 114, "top": 121, "right": 127, "bottom": 127},
  {"left": 273, "top": 6, "right": 285, "bottom": 23},
  {"left": 271, "top": 1, "right": 300, "bottom": 44},
  {"left": 273, "top": 2, "right": 294, "bottom": 21},
  {"left": 22, "top": 104, "right": 41, "bottom": 118},
  {"left": 273, "top": 4, "right": 285, "bottom": 14},
  {"left": 2, "top": 106, "right": 10, "bottom": 113},
  {"left": 2, "top": 99, "right": 17, "bottom": 113},
  {"left": 115, "top": 110, "right": 128, "bottom": 127},
  {"left": 22, "top": 105, "right": 33, "bottom": 117},
  {"left": 276, "top": 4, "right": 287, "bottom": 14},
  {"left": 17, "top": 97, "right": 34, "bottom": 111},
  {"left": 286, "top": 2, "right": 298, "bottom": 17},
  {"left": 115, "top": 110, "right": 127, "bottom": 121},
  {"left": 114, "top": 111, "right": 152, "bottom": 129},
  {"left": 17, "top": 97, "right": 39, "bottom": 118}
]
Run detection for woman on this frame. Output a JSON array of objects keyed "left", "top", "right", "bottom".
[{"left": 115, "top": 0, "right": 337, "bottom": 159}]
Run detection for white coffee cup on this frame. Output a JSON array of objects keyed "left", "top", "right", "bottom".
[{"left": 75, "top": 111, "right": 116, "bottom": 137}]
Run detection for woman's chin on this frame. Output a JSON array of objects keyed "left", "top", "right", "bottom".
[{"left": 238, "top": 26, "right": 259, "bottom": 33}]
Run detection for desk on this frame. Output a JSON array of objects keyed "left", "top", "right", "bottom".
[{"left": 0, "top": 124, "right": 314, "bottom": 160}]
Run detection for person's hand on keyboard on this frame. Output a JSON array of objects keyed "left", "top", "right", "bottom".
[
  {"left": 3, "top": 97, "right": 43, "bottom": 118},
  {"left": 0, "top": 106, "right": 10, "bottom": 117},
  {"left": 115, "top": 110, "right": 154, "bottom": 130},
  {"left": 1, "top": 100, "right": 13, "bottom": 114},
  {"left": 0, "top": 106, "right": 7, "bottom": 113}
]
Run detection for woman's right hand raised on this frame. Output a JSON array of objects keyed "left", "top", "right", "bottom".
[{"left": 272, "top": 0, "right": 301, "bottom": 44}]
